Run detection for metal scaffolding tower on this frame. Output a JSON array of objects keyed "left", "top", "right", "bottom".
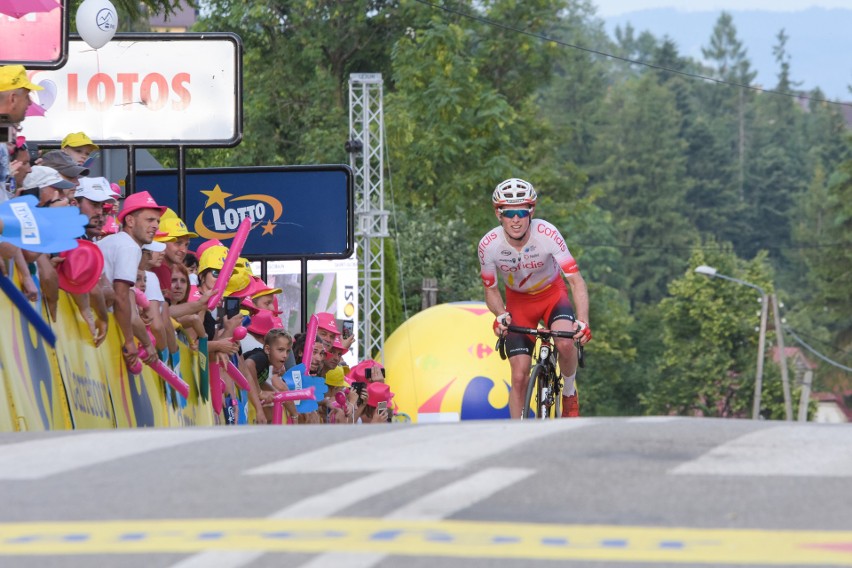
[{"left": 348, "top": 73, "right": 388, "bottom": 361}]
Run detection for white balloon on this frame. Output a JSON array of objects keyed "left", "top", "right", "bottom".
[{"left": 75, "top": 0, "right": 118, "bottom": 50}]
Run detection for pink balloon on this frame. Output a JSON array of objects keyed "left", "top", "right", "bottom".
[
  {"left": 225, "top": 361, "right": 250, "bottom": 391},
  {"left": 134, "top": 287, "right": 150, "bottom": 309},
  {"left": 138, "top": 344, "right": 190, "bottom": 398},
  {"left": 232, "top": 326, "right": 247, "bottom": 342},
  {"left": 302, "top": 314, "right": 319, "bottom": 368},
  {"left": 206, "top": 217, "right": 251, "bottom": 311},
  {"left": 210, "top": 362, "right": 224, "bottom": 415},
  {"left": 271, "top": 387, "right": 316, "bottom": 425}
]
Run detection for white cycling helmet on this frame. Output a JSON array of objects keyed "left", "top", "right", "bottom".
[{"left": 492, "top": 178, "right": 537, "bottom": 207}]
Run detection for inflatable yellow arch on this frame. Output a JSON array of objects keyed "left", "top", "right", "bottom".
[{"left": 382, "top": 302, "right": 515, "bottom": 423}]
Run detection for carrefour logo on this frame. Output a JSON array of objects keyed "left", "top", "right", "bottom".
[{"left": 193, "top": 183, "right": 283, "bottom": 240}]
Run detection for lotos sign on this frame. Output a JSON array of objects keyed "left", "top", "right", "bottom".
[
  {"left": 138, "top": 166, "right": 354, "bottom": 259},
  {"left": 23, "top": 33, "right": 241, "bottom": 146}
]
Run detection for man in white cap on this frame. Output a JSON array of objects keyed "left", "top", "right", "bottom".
[
  {"left": 75, "top": 176, "right": 115, "bottom": 240},
  {"left": 20, "top": 165, "right": 77, "bottom": 207}
]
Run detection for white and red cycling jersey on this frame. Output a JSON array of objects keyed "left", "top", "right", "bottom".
[{"left": 478, "top": 219, "right": 579, "bottom": 293}]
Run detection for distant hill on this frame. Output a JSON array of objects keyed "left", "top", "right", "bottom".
[{"left": 602, "top": 7, "right": 852, "bottom": 101}]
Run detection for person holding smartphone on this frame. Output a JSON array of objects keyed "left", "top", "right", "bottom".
[{"left": 362, "top": 382, "right": 393, "bottom": 424}]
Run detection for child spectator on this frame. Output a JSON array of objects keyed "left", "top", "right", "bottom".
[
  {"left": 61, "top": 132, "right": 99, "bottom": 166},
  {"left": 244, "top": 328, "right": 295, "bottom": 424},
  {"left": 183, "top": 251, "right": 199, "bottom": 285}
]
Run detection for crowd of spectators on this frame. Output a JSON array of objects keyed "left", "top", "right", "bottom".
[{"left": 0, "top": 64, "right": 397, "bottom": 426}]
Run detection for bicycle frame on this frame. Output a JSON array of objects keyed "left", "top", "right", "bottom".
[{"left": 498, "top": 324, "right": 584, "bottom": 420}]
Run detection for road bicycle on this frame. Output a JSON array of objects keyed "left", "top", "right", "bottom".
[{"left": 498, "top": 324, "right": 585, "bottom": 419}]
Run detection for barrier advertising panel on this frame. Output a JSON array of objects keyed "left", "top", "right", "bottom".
[
  {"left": 139, "top": 165, "right": 354, "bottom": 259},
  {"left": 23, "top": 33, "right": 241, "bottom": 146}
]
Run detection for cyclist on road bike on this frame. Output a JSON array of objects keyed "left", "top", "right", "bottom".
[{"left": 478, "top": 178, "right": 591, "bottom": 418}]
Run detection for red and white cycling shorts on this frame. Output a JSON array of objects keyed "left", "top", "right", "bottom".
[{"left": 504, "top": 278, "right": 574, "bottom": 357}]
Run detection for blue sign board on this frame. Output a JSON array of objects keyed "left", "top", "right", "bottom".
[{"left": 137, "top": 166, "right": 353, "bottom": 259}]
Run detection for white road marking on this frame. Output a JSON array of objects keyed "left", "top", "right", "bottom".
[
  {"left": 247, "top": 420, "right": 591, "bottom": 475},
  {"left": 387, "top": 466, "right": 534, "bottom": 520},
  {"left": 626, "top": 416, "right": 679, "bottom": 423},
  {"left": 0, "top": 429, "right": 245, "bottom": 480},
  {"left": 671, "top": 424, "right": 852, "bottom": 477},
  {"left": 173, "top": 420, "right": 590, "bottom": 568},
  {"left": 272, "top": 469, "right": 430, "bottom": 519}
]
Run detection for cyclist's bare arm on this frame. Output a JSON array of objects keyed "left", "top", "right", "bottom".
[
  {"left": 564, "top": 271, "right": 591, "bottom": 344},
  {"left": 484, "top": 285, "right": 511, "bottom": 333}
]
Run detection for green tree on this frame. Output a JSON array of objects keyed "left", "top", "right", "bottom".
[
  {"left": 191, "top": 0, "right": 403, "bottom": 168},
  {"left": 392, "top": 205, "right": 481, "bottom": 317},
  {"left": 591, "top": 73, "right": 697, "bottom": 307},
  {"left": 742, "top": 29, "right": 805, "bottom": 262},
  {"left": 795, "top": 158, "right": 852, "bottom": 354},
  {"left": 697, "top": 12, "right": 758, "bottom": 257},
  {"left": 68, "top": 0, "right": 187, "bottom": 28},
  {"left": 644, "top": 249, "right": 775, "bottom": 416},
  {"left": 386, "top": 20, "right": 514, "bottom": 221},
  {"left": 384, "top": 237, "right": 405, "bottom": 337}
]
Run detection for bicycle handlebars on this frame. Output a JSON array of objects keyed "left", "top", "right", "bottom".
[{"left": 496, "top": 324, "right": 585, "bottom": 368}]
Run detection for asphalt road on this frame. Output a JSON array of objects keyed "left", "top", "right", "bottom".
[{"left": 1, "top": 417, "right": 851, "bottom": 567}]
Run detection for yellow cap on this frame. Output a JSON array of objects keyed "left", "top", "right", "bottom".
[
  {"left": 224, "top": 267, "right": 252, "bottom": 297},
  {"left": 160, "top": 207, "right": 179, "bottom": 221},
  {"left": 61, "top": 132, "right": 99, "bottom": 150},
  {"left": 0, "top": 65, "right": 43, "bottom": 92},
  {"left": 198, "top": 245, "right": 228, "bottom": 274},
  {"left": 325, "top": 367, "right": 347, "bottom": 388},
  {"left": 156, "top": 216, "right": 198, "bottom": 240}
]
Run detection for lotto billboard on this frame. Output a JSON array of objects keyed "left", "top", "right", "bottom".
[
  {"left": 23, "top": 34, "right": 241, "bottom": 146},
  {"left": 138, "top": 165, "right": 354, "bottom": 259}
]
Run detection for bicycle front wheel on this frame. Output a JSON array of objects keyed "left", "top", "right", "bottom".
[{"left": 522, "top": 364, "right": 549, "bottom": 419}]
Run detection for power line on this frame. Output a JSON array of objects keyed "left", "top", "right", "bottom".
[
  {"left": 575, "top": 242, "right": 852, "bottom": 251},
  {"left": 785, "top": 326, "right": 852, "bottom": 373},
  {"left": 413, "top": 0, "right": 852, "bottom": 109},
  {"left": 782, "top": 328, "right": 851, "bottom": 362}
]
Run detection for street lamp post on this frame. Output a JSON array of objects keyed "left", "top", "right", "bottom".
[{"left": 695, "top": 265, "right": 769, "bottom": 420}]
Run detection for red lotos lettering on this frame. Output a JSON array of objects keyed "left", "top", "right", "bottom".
[
  {"left": 116, "top": 73, "right": 139, "bottom": 107},
  {"left": 88, "top": 73, "right": 115, "bottom": 111},
  {"left": 64, "top": 72, "right": 192, "bottom": 111},
  {"left": 171, "top": 73, "right": 191, "bottom": 111},
  {"left": 140, "top": 73, "right": 169, "bottom": 111},
  {"left": 67, "top": 74, "right": 85, "bottom": 111}
]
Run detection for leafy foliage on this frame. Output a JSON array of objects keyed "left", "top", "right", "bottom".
[{"left": 183, "top": 2, "right": 852, "bottom": 416}]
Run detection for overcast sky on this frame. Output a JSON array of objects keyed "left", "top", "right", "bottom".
[{"left": 594, "top": 0, "right": 851, "bottom": 17}]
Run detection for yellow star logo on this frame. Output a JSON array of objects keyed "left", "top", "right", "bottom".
[
  {"left": 261, "top": 220, "right": 276, "bottom": 236},
  {"left": 200, "top": 184, "right": 232, "bottom": 208}
]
